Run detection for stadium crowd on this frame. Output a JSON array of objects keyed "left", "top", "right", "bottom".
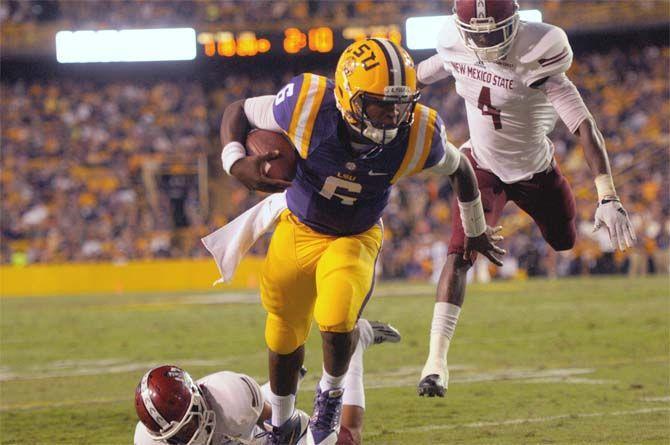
[
  {"left": 1, "top": 44, "right": 668, "bottom": 279},
  {"left": 2, "top": 0, "right": 665, "bottom": 33}
]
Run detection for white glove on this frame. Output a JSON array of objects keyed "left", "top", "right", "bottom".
[{"left": 593, "top": 198, "right": 636, "bottom": 251}]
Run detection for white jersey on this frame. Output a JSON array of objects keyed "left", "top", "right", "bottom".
[
  {"left": 134, "top": 371, "right": 265, "bottom": 445},
  {"left": 432, "top": 17, "right": 574, "bottom": 183}
]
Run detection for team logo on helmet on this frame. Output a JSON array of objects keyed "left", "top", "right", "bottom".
[
  {"left": 342, "top": 57, "right": 356, "bottom": 77},
  {"left": 334, "top": 38, "right": 420, "bottom": 148}
]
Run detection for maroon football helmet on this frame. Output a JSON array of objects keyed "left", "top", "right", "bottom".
[
  {"left": 453, "top": 0, "right": 520, "bottom": 61},
  {"left": 135, "top": 365, "right": 215, "bottom": 445}
]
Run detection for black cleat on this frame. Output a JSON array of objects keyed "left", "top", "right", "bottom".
[{"left": 417, "top": 374, "right": 446, "bottom": 397}]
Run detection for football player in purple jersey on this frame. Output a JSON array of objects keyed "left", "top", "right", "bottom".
[{"left": 219, "top": 38, "right": 504, "bottom": 444}]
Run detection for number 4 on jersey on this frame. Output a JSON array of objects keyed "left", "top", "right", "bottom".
[{"left": 477, "top": 86, "right": 502, "bottom": 130}]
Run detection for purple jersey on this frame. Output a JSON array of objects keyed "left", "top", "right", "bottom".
[{"left": 273, "top": 73, "right": 448, "bottom": 235}]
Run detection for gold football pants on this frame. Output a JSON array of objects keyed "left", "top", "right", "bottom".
[{"left": 260, "top": 210, "right": 382, "bottom": 354}]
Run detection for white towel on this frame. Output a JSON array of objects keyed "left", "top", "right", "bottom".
[{"left": 201, "top": 192, "right": 288, "bottom": 285}]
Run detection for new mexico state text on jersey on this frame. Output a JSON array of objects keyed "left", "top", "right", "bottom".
[{"left": 436, "top": 17, "right": 573, "bottom": 183}]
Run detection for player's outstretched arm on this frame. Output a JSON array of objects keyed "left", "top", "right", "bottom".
[
  {"left": 577, "top": 118, "right": 636, "bottom": 251},
  {"left": 220, "top": 99, "right": 292, "bottom": 193},
  {"left": 541, "top": 74, "right": 636, "bottom": 251},
  {"left": 448, "top": 153, "right": 506, "bottom": 266},
  {"left": 416, "top": 54, "right": 451, "bottom": 89}
]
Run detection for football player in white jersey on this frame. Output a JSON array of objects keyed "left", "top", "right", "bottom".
[
  {"left": 134, "top": 319, "right": 400, "bottom": 445},
  {"left": 415, "top": 0, "right": 636, "bottom": 397}
]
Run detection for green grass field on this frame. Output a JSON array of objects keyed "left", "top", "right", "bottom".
[{"left": 1, "top": 276, "right": 668, "bottom": 444}]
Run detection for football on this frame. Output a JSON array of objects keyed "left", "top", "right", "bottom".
[{"left": 245, "top": 129, "right": 297, "bottom": 181}]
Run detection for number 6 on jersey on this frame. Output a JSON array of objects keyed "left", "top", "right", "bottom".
[{"left": 319, "top": 176, "right": 362, "bottom": 205}]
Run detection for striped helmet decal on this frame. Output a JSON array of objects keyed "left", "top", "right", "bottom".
[
  {"left": 372, "top": 38, "right": 405, "bottom": 87},
  {"left": 140, "top": 371, "right": 169, "bottom": 430},
  {"left": 476, "top": 0, "right": 487, "bottom": 18}
]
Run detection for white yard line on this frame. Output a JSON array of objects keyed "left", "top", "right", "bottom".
[
  {"left": 641, "top": 396, "right": 670, "bottom": 402},
  {"left": 0, "top": 362, "right": 606, "bottom": 387},
  {"left": 0, "top": 397, "right": 129, "bottom": 412},
  {"left": 367, "top": 407, "right": 670, "bottom": 437},
  {"left": 0, "top": 357, "right": 264, "bottom": 382},
  {"left": 362, "top": 367, "right": 606, "bottom": 389},
  {"left": 173, "top": 285, "right": 438, "bottom": 305}
]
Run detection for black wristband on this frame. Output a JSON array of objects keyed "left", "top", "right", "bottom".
[{"left": 600, "top": 196, "right": 620, "bottom": 205}]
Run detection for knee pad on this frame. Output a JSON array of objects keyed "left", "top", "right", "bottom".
[
  {"left": 314, "top": 285, "right": 361, "bottom": 333},
  {"left": 264, "top": 314, "right": 310, "bottom": 355}
]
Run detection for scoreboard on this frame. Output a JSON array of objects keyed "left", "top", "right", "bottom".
[{"left": 196, "top": 24, "right": 402, "bottom": 58}]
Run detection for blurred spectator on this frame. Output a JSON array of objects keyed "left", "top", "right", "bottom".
[
  {"left": 2, "top": 1, "right": 665, "bottom": 33},
  {"left": 1, "top": 44, "right": 668, "bottom": 281}
]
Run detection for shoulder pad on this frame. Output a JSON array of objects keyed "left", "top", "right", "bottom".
[
  {"left": 437, "top": 16, "right": 461, "bottom": 52},
  {"left": 517, "top": 23, "right": 573, "bottom": 87},
  {"left": 436, "top": 16, "right": 477, "bottom": 65},
  {"left": 391, "top": 104, "right": 441, "bottom": 183},
  {"left": 272, "top": 73, "right": 333, "bottom": 158}
]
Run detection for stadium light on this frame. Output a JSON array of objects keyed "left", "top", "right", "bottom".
[
  {"left": 55, "top": 28, "right": 197, "bottom": 63},
  {"left": 405, "top": 10, "right": 542, "bottom": 50}
]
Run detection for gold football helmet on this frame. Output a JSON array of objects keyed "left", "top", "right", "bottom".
[{"left": 334, "top": 38, "right": 419, "bottom": 145}]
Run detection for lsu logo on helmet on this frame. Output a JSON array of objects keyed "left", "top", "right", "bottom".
[{"left": 334, "top": 38, "right": 420, "bottom": 145}]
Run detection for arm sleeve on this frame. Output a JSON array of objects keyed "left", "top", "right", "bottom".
[
  {"left": 243, "top": 95, "right": 282, "bottom": 132},
  {"left": 272, "top": 74, "right": 307, "bottom": 133},
  {"left": 540, "top": 73, "right": 593, "bottom": 134},
  {"left": 424, "top": 114, "right": 461, "bottom": 175},
  {"left": 272, "top": 73, "right": 331, "bottom": 159},
  {"left": 417, "top": 54, "right": 451, "bottom": 85}
]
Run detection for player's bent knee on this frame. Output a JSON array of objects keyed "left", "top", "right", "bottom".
[
  {"left": 315, "top": 314, "right": 357, "bottom": 333},
  {"left": 449, "top": 253, "right": 474, "bottom": 271},
  {"left": 547, "top": 225, "right": 576, "bottom": 251},
  {"left": 314, "top": 285, "right": 364, "bottom": 332},
  {"left": 314, "top": 300, "right": 357, "bottom": 332},
  {"left": 336, "top": 425, "right": 361, "bottom": 445},
  {"left": 265, "top": 314, "right": 309, "bottom": 354}
]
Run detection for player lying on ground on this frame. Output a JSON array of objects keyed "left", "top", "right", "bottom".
[
  {"left": 134, "top": 319, "right": 400, "bottom": 445},
  {"left": 218, "top": 38, "right": 504, "bottom": 444},
  {"left": 415, "top": 0, "right": 636, "bottom": 397}
]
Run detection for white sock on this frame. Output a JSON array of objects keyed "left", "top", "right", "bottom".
[
  {"left": 342, "top": 342, "right": 365, "bottom": 409},
  {"left": 356, "top": 319, "right": 374, "bottom": 350},
  {"left": 269, "top": 391, "right": 295, "bottom": 427},
  {"left": 319, "top": 366, "right": 345, "bottom": 391},
  {"left": 422, "top": 302, "right": 461, "bottom": 379},
  {"left": 260, "top": 382, "right": 272, "bottom": 404}
]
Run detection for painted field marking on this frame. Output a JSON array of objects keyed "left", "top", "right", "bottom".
[
  {"left": 356, "top": 367, "right": 613, "bottom": 389},
  {"left": 367, "top": 407, "right": 670, "bottom": 437},
  {"left": 0, "top": 397, "right": 128, "bottom": 412},
  {"left": 642, "top": 396, "right": 670, "bottom": 402},
  {"left": 0, "top": 357, "right": 265, "bottom": 382},
  {"left": 0, "top": 361, "right": 609, "bottom": 387}
]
